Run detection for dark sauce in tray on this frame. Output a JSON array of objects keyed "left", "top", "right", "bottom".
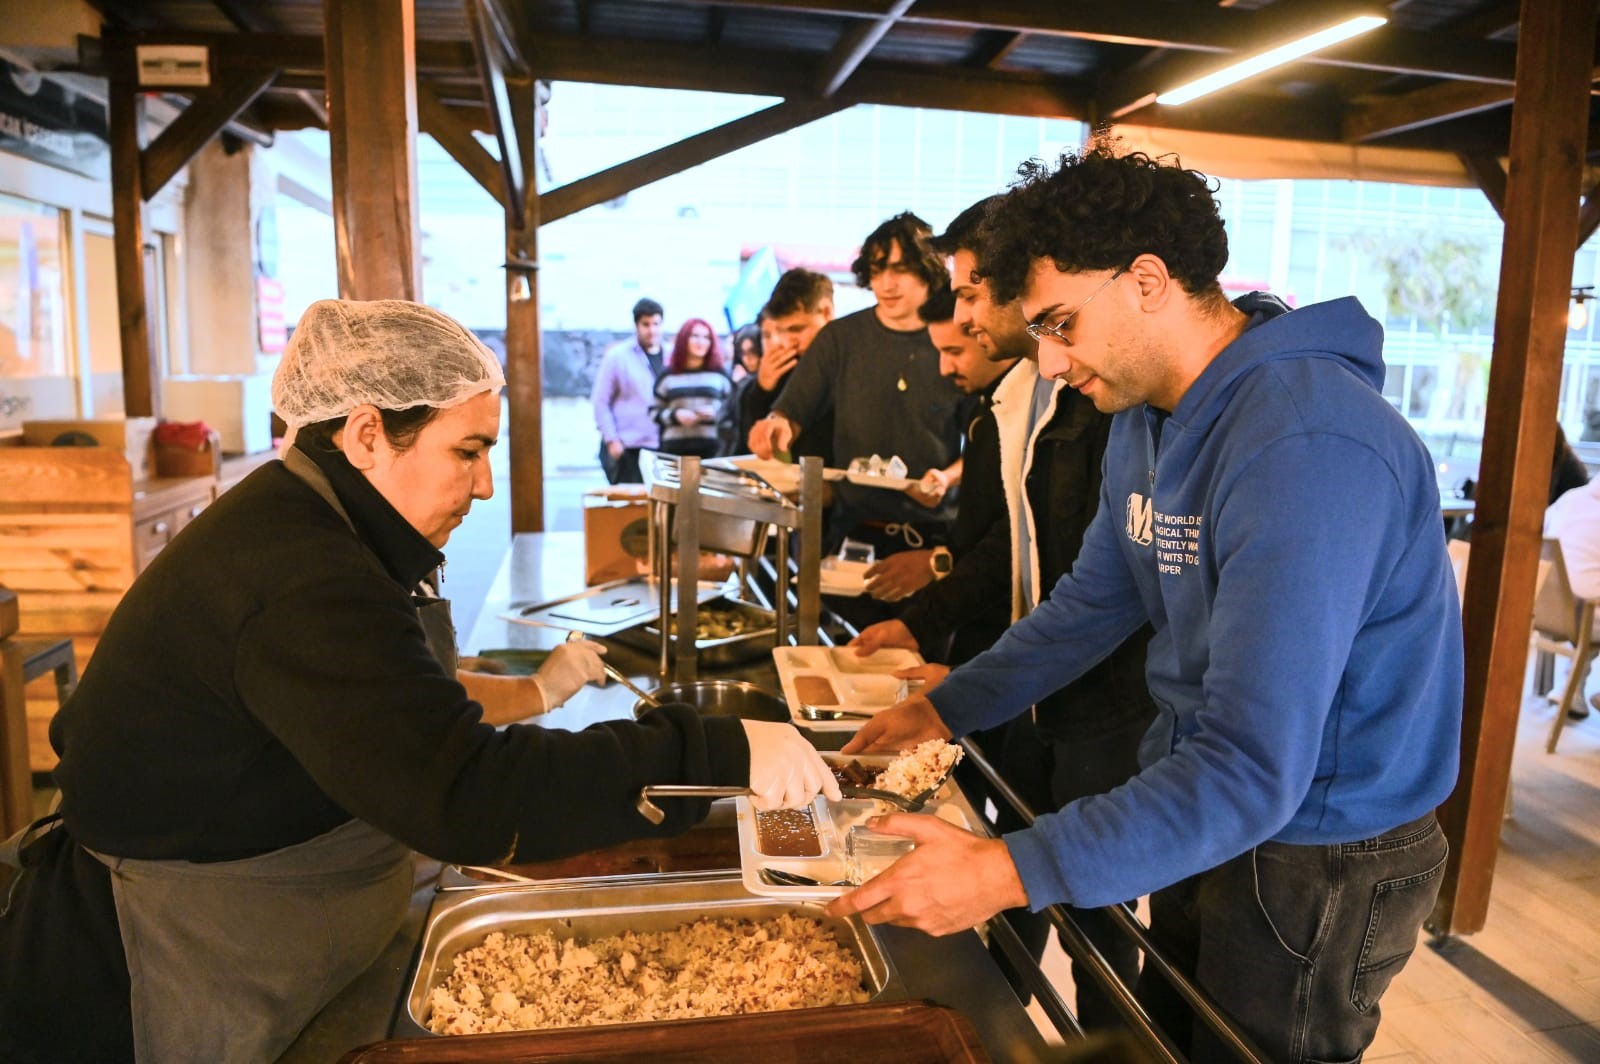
[
  {"left": 755, "top": 807, "right": 822, "bottom": 857},
  {"left": 829, "top": 760, "right": 879, "bottom": 788}
]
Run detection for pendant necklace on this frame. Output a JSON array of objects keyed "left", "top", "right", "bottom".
[{"left": 897, "top": 349, "right": 913, "bottom": 392}]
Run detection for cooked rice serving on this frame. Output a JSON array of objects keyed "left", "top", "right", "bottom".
[
  {"left": 427, "top": 912, "right": 869, "bottom": 1034},
  {"left": 874, "top": 739, "right": 962, "bottom": 800}
]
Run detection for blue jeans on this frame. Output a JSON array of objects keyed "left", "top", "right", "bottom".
[{"left": 1137, "top": 813, "right": 1447, "bottom": 1063}]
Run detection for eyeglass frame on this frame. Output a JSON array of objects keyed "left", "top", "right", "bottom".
[{"left": 1025, "top": 266, "right": 1129, "bottom": 346}]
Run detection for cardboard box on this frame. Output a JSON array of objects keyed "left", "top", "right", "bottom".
[
  {"left": 584, "top": 487, "right": 651, "bottom": 585},
  {"left": 163, "top": 374, "right": 274, "bottom": 454},
  {"left": 22, "top": 417, "right": 158, "bottom": 479}
]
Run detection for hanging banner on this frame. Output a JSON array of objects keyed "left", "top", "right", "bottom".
[{"left": 0, "top": 57, "right": 110, "bottom": 180}]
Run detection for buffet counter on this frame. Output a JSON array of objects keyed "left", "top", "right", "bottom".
[{"left": 276, "top": 532, "right": 1053, "bottom": 1062}]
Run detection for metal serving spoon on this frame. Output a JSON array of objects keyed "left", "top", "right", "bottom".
[{"left": 759, "top": 867, "right": 849, "bottom": 888}]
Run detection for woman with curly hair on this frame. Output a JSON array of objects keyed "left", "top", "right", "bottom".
[{"left": 651, "top": 317, "right": 731, "bottom": 458}]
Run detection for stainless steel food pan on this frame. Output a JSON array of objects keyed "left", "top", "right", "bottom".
[
  {"left": 609, "top": 598, "right": 777, "bottom": 666},
  {"left": 399, "top": 875, "right": 903, "bottom": 1037}
]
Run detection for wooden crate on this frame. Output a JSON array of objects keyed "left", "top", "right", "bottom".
[{"left": 0, "top": 449, "right": 134, "bottom": 771}]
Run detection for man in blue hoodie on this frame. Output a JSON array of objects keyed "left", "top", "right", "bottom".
[{"left": 828, "top": 147, "right": 1463, "bottom": 1062}]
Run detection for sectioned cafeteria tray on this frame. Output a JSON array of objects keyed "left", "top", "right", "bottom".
[
  {"left": 737, "top": 754, "right": 971, "bottom": 900},
  {"left": 774, "top": 644, "right": 923, "bottom": 732}
]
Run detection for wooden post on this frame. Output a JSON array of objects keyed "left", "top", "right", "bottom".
[
  {"left": 505, "top": 80, "right": 543, "bottom": 533},
  {"left": 108, "top": 48, "right": 157, "bottom": 418},
  {"left": 324, "top": 0, "right": 420, "bottom": 301},
  {"left": 1429, "top": 0, "right": 1599, "bottom": 937}
]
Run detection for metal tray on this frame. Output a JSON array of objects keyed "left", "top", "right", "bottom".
[
  {"left": 346, "top": 1001, "right": 988, "bottom": 1062},
  {"left": 399, "top": 875, "right": 904, "bottom": 1038},
  {"left": 503, "top": 576, "right": 727, "bottom": 637},
  {"left": 438, "top": 800, "right": 741, "bottom": 890},
  {"left": 609, "top": 597, "right": 777, "bottom": 666}
]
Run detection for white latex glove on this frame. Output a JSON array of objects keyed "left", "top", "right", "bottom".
[
  {"left": 740, "top": 720, "right": 842, "bottom": 810},
  {"left": 530, "top": 639, "right": 607, "bottom": 709}
]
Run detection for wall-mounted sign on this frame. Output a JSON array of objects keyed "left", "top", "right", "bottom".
[
  {"left": 257, "top": 277, "right": 286, "bottom": 354},
  {"left": 0, "top": 58, "right": 109, "bottom": 180},
  {"left": 136, "top": 45, "right": 211, "bottom": 88}
]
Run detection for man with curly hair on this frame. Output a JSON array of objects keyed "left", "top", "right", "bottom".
[
  {"left": 748, "top": 213, "right": 968, "bottom": 626},
  {"left": 832, "top": 147, "right": 1462, "bottom": 1062}
]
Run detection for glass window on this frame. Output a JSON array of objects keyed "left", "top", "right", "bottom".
[{"left": 0, "top": 192, "right": 73, "bottom": 431}]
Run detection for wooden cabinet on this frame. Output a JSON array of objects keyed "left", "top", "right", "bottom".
[{"left": 132, "top": 477, "right": 215, "bottom": 573}]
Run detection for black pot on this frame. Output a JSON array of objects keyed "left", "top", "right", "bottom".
[{"left": 634, "top": 680, "right": 788, "bottom": 723}]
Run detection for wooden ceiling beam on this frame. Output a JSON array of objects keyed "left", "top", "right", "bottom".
[
  {"left": 465, "top": 0, "right": 528, "bottom": 226},
  {"left": 1457, "top": 152, "right": 1507, "bottom": 220},
  {"left": 473, "top": 0, "right": 531, "bottom": 78},
  {"left": 100, "top": 31, "right": 476, "bottom": 77},
  {"left": 541, "top": 99, "right": 844, "bottom": 224},
  {"left": 417, "top": 79, "right": 506, "bottom": 208},
  {"left": 1096, "top": 0, "right": 1517, "bottom": 122},
  {"left": 683, "top": 0, "right": 1517, "bottom": 82},
  {"left": 977, "top": 30, "right": 1027, "bottom": 71},
  {"left": 1344, "top": 79, "right": 1523, "bottom": 144},
  {"left": 815, "top": 0, "right": 915, "bottom": 98},
  {"left": 141, "top": 67, "right": 279, "bottom": 198},
  {"left": 206, "top": 1, "right": 328, "bottom": 128},
  {"left": 1578, "top": 185, "right": 1600, "bottom": 249},
  {"left": 520, "top": 31, "right": 1090, "bottom": 119}
]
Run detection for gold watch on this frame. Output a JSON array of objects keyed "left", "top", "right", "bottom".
[{"left": 929, "top": 546, "right": 953, "bottom": 579}]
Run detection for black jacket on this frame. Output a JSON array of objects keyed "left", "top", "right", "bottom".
[
  {"left": 902, "top": 365, "right": 1155, "bottom": 740},
  {"left": 899, "top": 374, "right": 1011, "bottom": 663},
  {"left": 51, "top": 444, "right": 748, "bottom": 866}
]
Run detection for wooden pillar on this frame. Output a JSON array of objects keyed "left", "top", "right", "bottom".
[
  {"left": 324, "top": 0, "right": 420, "bottom": 301},
  {"left": 1430, "top": 0, "right": 1600, "bottom": 936},
  {"left": 506, "top": 81, "right": 543, "bottom": 533},
  {"left": 108, "top": 50, "right": 157, "bottom": 418}
]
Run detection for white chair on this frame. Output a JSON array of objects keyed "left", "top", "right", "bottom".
[{"left": 1530, "top": 538, "right": 1599, "bottom": 753}]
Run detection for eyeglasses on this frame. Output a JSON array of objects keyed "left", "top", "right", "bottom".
[{"left": 1025, "top": 268, "right": 1128, "bottom": 346}]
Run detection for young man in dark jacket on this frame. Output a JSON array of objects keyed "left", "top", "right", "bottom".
[{"left": 852, "top": 197, "right": 1157, "bottom": 1029}]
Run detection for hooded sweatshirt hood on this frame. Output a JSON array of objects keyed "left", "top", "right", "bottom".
[{"left": 930, "top": 294, "right": 1462, "bottom": 909}]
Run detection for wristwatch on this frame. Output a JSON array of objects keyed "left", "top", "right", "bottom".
[{"left": 929, "top": 546, "right": 953, "bottom": 579}]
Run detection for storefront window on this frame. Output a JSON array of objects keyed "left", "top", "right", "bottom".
[{"left": 0, "top": 191, "right": 71, "bottom": 431}]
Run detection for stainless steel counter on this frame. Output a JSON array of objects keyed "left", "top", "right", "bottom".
[{"left": 278, "top": 532, "right": 1052, "bottom": 1062}]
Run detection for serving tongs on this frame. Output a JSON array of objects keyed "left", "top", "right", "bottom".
[
  {"left": 566, "top": 630, "right": 663, "bottom": 709},
  {"left": 634, "top": 785, "right": 750, "bottom": 825}
]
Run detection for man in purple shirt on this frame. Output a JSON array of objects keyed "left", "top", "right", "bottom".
[{"left": 591, "top": 298, "right": 665, "bottom": 483}]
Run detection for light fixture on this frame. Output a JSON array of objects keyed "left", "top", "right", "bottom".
[
  {"left": 1157, "top": 14, "right": 1389, "bottom": 107},
  {"left": 1571, "top": 286, "right": 1593, "bottom": 331}
]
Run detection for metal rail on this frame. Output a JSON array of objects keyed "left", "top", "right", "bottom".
[{"left": 959, "top": 737, "right": 1269, "bottom": 1064}]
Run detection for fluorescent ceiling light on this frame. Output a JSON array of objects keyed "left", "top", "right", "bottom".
[{"left": 1157, "top": 15, "right": 1388, "bottom": 106}]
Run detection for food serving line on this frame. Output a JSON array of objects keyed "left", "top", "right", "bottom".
[{"left": 280, "top": 456, "right": 1263, "bottom": 1062}]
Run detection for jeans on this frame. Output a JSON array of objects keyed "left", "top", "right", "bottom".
[{"left": 1137, "top": 812, "right": 1447, "bottom": 1063}]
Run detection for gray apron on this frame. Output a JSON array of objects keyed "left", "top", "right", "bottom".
[{"left": 88, "top": 449, "right": 456, "bottom": 1063}]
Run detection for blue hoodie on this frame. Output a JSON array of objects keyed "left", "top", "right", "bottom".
[{"left": 932, "top": 295, "right": 1463, "bottom": 909}]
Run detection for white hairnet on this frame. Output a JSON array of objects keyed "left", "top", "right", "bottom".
[{"left": 273, "top": 299, "right": 506, "bottom": 431}]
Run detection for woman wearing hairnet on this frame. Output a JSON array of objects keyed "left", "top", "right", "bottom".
[{"left": 0, "top": 299, "right": 837, "bottom": 1064}]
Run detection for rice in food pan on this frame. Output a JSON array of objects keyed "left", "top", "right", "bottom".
[{"left": 427, "top": 911, "right": 870, "bottom": 1034}]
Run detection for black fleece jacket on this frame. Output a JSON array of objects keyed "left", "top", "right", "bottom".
[{"left": 51, "top": 444, "right": 748, "bottom": 865}]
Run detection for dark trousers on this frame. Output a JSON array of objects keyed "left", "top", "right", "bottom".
[
  {"left": 990, "top": 709, "right": 1152, "bottom": 1031},
  {"left": 601, "top": 444, "right": 644, "bottom": 485},
  {"left": 1136, "top": 813, "right": 1447, "bottom": 1063}
]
